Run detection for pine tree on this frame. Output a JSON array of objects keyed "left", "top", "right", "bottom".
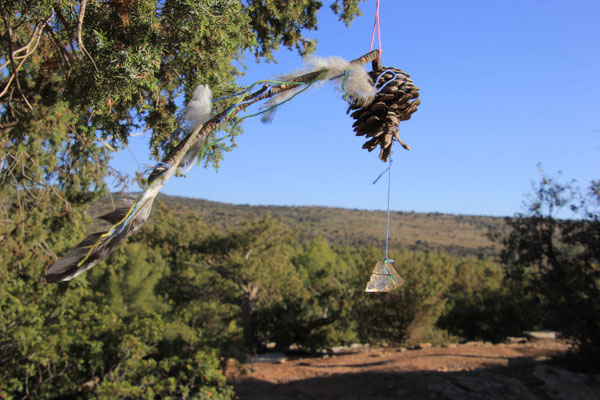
[{"left": 0, "top": 1, "right": 364, "bottom": 397}]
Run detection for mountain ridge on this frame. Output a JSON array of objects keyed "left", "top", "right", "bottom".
[{"left": 97, "top": 193, "right": 505, "bottom": 257}]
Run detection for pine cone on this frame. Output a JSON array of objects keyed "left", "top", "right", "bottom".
[{"left": 348, "top": 66, "right": 420, "bottom": 161}]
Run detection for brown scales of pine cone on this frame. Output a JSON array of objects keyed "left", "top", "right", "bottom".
[{"left": 348, "top": 66, "right": 420, "bottom": 161}]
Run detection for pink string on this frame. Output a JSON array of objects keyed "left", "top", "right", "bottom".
[{"left": 369, "top": 0, "right": 382, "bottom": 59}]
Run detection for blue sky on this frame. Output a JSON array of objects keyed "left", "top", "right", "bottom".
[{"left": 110, "top": 0, "right": 600, "bottom": 217}]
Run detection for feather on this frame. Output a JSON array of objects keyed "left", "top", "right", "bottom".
[
  {"left": 179, "top": 84, "right": 212, "bottom": 171},
  {"left": 97, "top": 206, "right": 132, "bottom": 225},
  {"left": 44, "top": 177, "right": 163, "bottom": 283},
  {"left": 44, "top": 85, "right": 214, "bottom": 283},
  {"left": 147, "top": 162, "right": 171, "bottom": 184},
  {"left": 260, "top": 87, "right": 301, "bottom": 124},
  {"left": 179, "top": 136, "right": 208, "bottom": 173},
  {"left": 182, "top": 84, "right": 212, "bottom": 135}
]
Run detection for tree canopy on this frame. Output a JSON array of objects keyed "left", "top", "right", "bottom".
[
  {"left": 0, "top": 0, "right": 365, "bottom": 296},
  {"left": 1, "top": 1, "right": 367, "bottom": 397}
]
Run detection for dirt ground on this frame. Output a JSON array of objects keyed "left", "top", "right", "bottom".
[{"left": 228, "top": 340, "right": 600, "bottom": 400}]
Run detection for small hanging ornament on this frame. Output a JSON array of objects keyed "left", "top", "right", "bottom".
[
  {"left": 365, "top": 260, "right": 405, "bottom": 292},
  {"left": 348, "top": 59, "right": 420, "bottom": 162}
]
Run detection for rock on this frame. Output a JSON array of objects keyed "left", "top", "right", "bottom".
[
  {"left": 525, "top": 330, "right": 558, "bottom": 340},
  {"left": 508, "top": 357, "right": 534, "bottom": 368},
  {"left": 534, "top": 365, "right": 600, "bottom": 400},
  {"left": 417, "top": 342, "right": 432, "bottom": 349},
  {"left": 464, "top": 341, "right": 486, "bottom": 347},
  {"left": 506, "top": 336, "right": 528, "bottom": 344},
  {"left": 428, "top": 371, "right": 540, "bottom": 400},
  {"left": 330, "top": 346, "right": 347, "bottom": 354},
  {"left": 247, "top": 353, "right": 287, "bottom": 364}
]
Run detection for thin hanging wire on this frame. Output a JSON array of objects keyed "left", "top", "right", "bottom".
[
  {"left": 372, "top": 153, "right": 393, "bottom": 262},
  {"left": 385, "top": 154, "right": 392, "bottom": 261}
]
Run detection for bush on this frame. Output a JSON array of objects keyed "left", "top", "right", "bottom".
[
  {"left": 499, "top": 176, "right": 600, "bottom": 369},
  {"left": 438, "top": 257, "right": 532, "bottom": 342},
  {"left": 356, "top": 249, "right": 455, "bottom": 346}
]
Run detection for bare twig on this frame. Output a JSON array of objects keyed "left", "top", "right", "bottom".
[
  {"left": 96, "top": 136, "right": 116, "bottom": 152},
  {"left": 35, "top": 241, "right": 58, "bottom": 261},
  {"left": 1, "top": 8, "right": 30, "bottom": 108},
  {"left": 77, "top": 0, "right": 99, "bottom": 73},
  {"left": 0, "top": 10, "right": 54, "bottom": 102}
]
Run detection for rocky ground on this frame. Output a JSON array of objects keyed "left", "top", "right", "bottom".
[{"left": 227, "top": 338, "right": 600, "bottom": 399}]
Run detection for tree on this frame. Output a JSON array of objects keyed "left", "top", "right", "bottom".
[
  {"left": 1, "top": 0, "right": 365, "bottom": 276},
  {"left": 356, "top": 248, "right": 456, "bottom": 346},
  {"left": 289, "top": 236, "right": 359, "bottom": 347},
  {"left": 0, "top": 1, "right": 365, "bottom": 397},
  {"left": 97, "top": 242, "right": 169, "bottom": 317},
  {"left": 499, "top": 174, "right": 600, "bottom": 368},
  {"left": 437, "top": 256, "right": 529, "bottom": 342},
  {"left": 203, "top": 216, "right": 306, "bottom": 355}
]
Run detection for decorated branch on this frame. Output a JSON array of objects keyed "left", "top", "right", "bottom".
[{"left": 43, "top": 49, "right": 420, "bottom": 285}]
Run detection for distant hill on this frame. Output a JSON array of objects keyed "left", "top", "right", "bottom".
[{"left": 96, "top": 193, "right": 506, "bottom": 258}]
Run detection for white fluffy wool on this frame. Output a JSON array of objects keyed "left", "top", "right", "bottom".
[
  {"left": 182, "top": 84, "right": 212, "bottom": 134},
  {"left": 179, "top": 84, "right": 212, "bottom": 172},
  {"left": 343, "top": 64, "right": 377, "bottom": 107},
  {"left": 304, "top": 56, "right": 377, "bottom": 106},
  {"left": 260, "top": 56, "right": 375, "bottom": 123}
]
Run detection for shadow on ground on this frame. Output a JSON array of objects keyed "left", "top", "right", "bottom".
[{"left": 233, "top": 353, "right": 600, "bottom": 400}]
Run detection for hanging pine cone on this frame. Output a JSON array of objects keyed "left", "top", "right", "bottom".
[{"left": 348, "top": 63, "right": 420, "bottom": 161}]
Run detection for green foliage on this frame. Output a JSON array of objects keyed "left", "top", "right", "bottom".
[
  {"left": 287, "top": 236, "right": 360, "bottom": 346},
  {"left": 1, "top": 1, "right": 367, "bottom": 397},
  {"left": 248, "top": 0, "right": 364, "bottom": 59},
  {"left": 95, "top": 242, "right": 169, "bottom": 317},
  {"left": 437, "top": 257, "right": 531, "bottom": 342},
  {"left": 498, "top": 175, "right": 600, "bottom": 368},
  {"left": 254, "top": 236, "right": 360, "bottom": 351},
  {"left": 356, "top": 249, "right": 456, "bottom": 346},
  {"left": 202, "top": 216, "right": 309, "bottom": 354},
  {"left": 0, "top": 273, "right": 231, "bottom": 398}
]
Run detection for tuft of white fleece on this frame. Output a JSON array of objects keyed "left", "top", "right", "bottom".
[
  {"left": 304, "top": 55, "right": 350, "bottom": 79},
  {"left": 179, "top": 84, "right": 212, "bottom": 171},
  {"left": 261, "top": 56, "right": 375, "bottom": 123},
  {"left": 182, "top": 84, "right": 212, "bottom": 134},
  {"left": 343, "top": 64, "right": 376, "bottom": 107}
]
